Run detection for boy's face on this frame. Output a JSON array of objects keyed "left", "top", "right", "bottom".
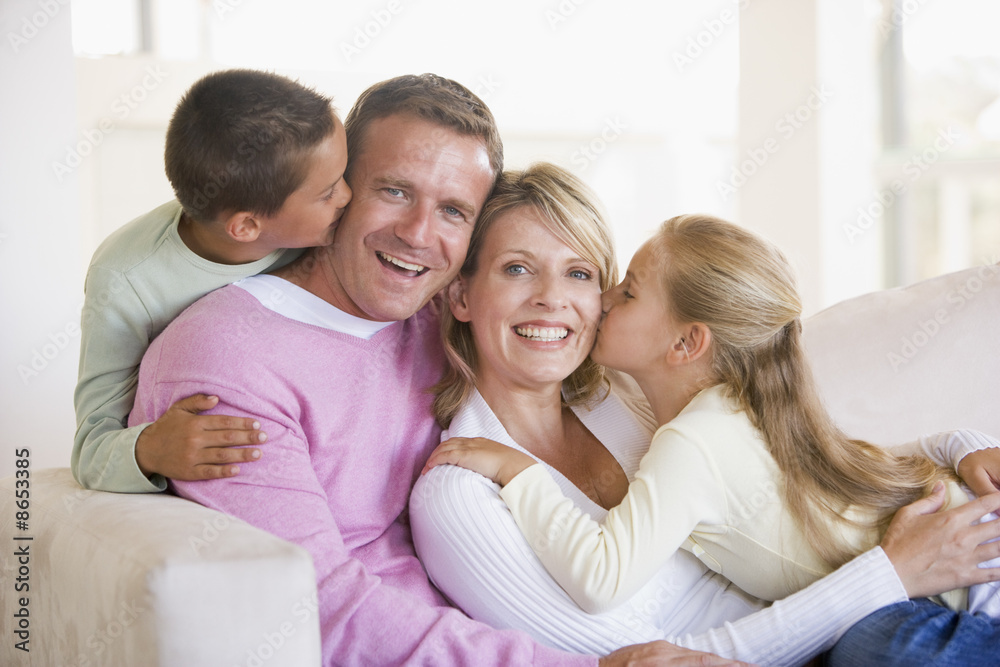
[
  {"left": 324, "top": 114, "right": 495, "bottom": 322},
  {"left": 258, "top": 115, "right": 352, "bottom": 249}
]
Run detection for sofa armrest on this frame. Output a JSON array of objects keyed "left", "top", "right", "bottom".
[{"left": 1, "top": 468, "right": 320, "bottom": 667}]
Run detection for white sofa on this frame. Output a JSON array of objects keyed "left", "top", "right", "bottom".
[{"left": 2, "top": 261, "right": 998, "bottom": 666}]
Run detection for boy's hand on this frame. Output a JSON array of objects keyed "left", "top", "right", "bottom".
[
  {"left": 135, "top": 394, "right": 267, "bottom": 481},
  {"left": 421, "top": 437, "right": 536, "bottom": 486}
]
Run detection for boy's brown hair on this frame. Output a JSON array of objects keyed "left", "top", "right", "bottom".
[{"left": 164, "top": 69, "right": 335, "bottom": 223}]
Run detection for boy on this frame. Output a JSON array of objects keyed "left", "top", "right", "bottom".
[{"left": 72, "top": 68, "right": 351, "bottom": 492}]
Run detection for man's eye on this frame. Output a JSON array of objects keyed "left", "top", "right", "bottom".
[
  {"left": 385, "top": 187, "right": 403, "bottom": 197},
  {"left": 444, "top": 206, "right": 463, "bottom": 218}
]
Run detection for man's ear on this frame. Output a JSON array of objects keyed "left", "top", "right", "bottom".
[
  {"left": 448, "top": 277, "right": 472, "bottom": 323},
  {"left": 667, "top": 322, "right": 712, "bottom": 365},
  {"left": 224, "top": 211, "right": 262, "bottom": 243}
]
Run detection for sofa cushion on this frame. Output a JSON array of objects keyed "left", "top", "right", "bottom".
[{"left": 804, "top": 262, "right": 1000, "bottom": 447}]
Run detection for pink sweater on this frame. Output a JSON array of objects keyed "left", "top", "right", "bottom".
[{"left": 130, "top": 285, "right": 592, "bottom": 666}]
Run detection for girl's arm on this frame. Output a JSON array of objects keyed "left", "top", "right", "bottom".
[
  {"left": 891, "top": 429, "right": 1000, "bottom": 496},
  {"left": 504, "top": 429, "right": 722, "bottom": 614},
  {"left": 425, "top": 431, "right": 721, "bottom": 615}
]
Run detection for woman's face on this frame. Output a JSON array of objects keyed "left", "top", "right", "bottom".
[{"left": 450, "top": 206, "right": 603, "bottom": 393}]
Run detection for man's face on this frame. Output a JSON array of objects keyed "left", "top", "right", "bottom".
[{"left": 326, "top": 114, "right": 495, "bottom": 322}]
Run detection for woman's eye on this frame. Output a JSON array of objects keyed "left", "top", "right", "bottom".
[
  {"left": 505, "top": 264, "right": 527, "bottom": 276},
  {"left": 569, "top": 269, "right": 593, "bottom": 280}
]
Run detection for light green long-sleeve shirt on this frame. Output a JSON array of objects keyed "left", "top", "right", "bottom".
[{"left": 72, "top": 200, "right": 301, "bottom": 492}]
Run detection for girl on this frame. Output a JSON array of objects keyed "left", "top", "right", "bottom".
[{"left": 423, "top": 213, "right": 1000, "bottom": 616}]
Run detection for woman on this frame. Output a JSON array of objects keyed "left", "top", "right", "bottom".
[{"left": 408, "top": 162, "right": 1000, "bottom": 664}]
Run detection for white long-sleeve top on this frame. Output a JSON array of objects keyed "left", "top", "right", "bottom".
[
  {"left": 498, "top": 384, "right": 997, "bottom": 614},
  {"left": 410, "top": 379, "right": 916, "bottom": 666}
]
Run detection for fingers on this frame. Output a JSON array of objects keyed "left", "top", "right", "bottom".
[
  {"left": 192, "top": 463, "right": 242, "bottom": 480},
  {"left": 967, "top": 471, "right": 1000, "bottom": 499},
  {"left": 898, "top": 481, "right": 946, "bottom": 517},
  {"left": 421, "top": 445, "right": 463, "bottom": 474},
  {"left": 196, "top": 415, "right": 266, "bottom": 443},
  {"left": 954, "top": 492, "right": 1000, "bottom": 524},
  {"left": 177, "top": 447, "right": 262, "bottom": 481},
  {"left": 170, "top": 393, "right": 220, "bottom": 414}
]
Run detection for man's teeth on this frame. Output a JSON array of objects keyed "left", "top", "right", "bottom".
[
  {"left": 515, "top": 326, "right": 569, "bottom": 342},
  {"left": 378, "top": 251, "right": 425, "bottom": 272}
]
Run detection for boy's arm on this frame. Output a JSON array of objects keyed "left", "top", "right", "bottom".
[
  {"left": 72, "top": 265, "right": 165, "bottom": 491},
  {"left": 72, "top": 266, "right": 263, "bottom": 492}
]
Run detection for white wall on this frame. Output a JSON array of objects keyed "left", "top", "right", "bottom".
[
  {"left": 1, "top": 0, "right": 82, "bottom": 479},
  {"left": 738, "top": 0, "right": 881, "bottom": 311}
]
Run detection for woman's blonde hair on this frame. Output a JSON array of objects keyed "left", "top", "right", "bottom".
[
  {"left": 651, "top": 213, "right": 954, "bottom": 568},
  {"left": 432, "top": 162, "right": 618, "bottom": 428}
]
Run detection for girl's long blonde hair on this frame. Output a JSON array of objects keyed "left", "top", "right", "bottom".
[{"left": 653, "top": 213, "right": 953, "bottom": 568}]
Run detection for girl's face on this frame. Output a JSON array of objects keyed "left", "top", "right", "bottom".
[
  {"left": 592, "top": 240, "right": 682, "bottom": 378},
  {"left": 450, "top": 206, "right": 603, "bottom": 393}
]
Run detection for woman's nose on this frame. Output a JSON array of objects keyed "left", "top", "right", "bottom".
[{"left": 534, "top": 275, "right": 567, "bottom": 310}]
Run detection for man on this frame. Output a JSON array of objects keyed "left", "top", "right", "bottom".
[{"left": 129, "top": 73, "right": 740, "bottom": 666}]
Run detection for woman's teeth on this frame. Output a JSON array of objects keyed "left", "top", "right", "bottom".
[
  {"left": 378, "top": 251, "right": 426, "bottom": 273},
  {"left": 515, "top": 326, "right": 569, "bottom": 342}
]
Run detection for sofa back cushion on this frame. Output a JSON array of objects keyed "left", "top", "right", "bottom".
[{"left": 803, "top": 262, "right": 1000, "bottom": 447}]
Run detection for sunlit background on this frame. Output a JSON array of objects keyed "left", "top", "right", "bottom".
[{"left": 2, "top": 0, "right": 999, "bottom": 475}]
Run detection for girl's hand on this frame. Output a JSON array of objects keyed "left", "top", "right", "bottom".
[
  {"left": 958, "top": 448, "right": 1000, "bottom": 498},
  {"left": 421, "top": 437, "right": 537, "bottom": 486}
]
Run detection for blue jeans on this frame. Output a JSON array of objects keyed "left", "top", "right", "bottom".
[{"left": 825, "top": 598, "right": 1000, "bottom": 666}]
